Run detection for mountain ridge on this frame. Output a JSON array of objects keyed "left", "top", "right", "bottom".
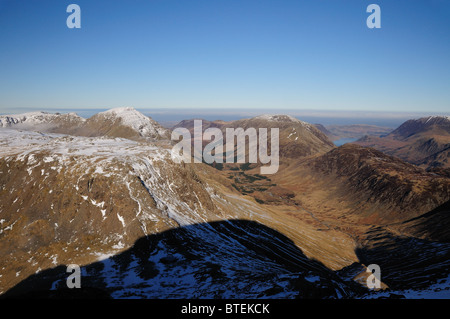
[
  {"left": 1, "top": 110, "right": 450, "bottom": 298},
  {"left": 0, "top": 107, "right": 169, "bottom": 142},
  {"left": 354, "top": 116, "right": 450, "bottom": 169}
]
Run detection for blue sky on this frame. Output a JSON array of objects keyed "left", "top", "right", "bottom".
[{"left": 0, "top": 0, "right": 449, "bottom": 113}]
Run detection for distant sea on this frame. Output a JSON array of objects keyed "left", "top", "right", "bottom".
[
  {"left": 138, "top": 109, "right": 421, "bottom": 128},
  {"left": 139, "top": 109, "right": 421, "bottom": 128}
]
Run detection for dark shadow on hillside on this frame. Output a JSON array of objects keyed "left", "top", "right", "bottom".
[
  {"left": 399, "top": 200, "right": 450, "bottom": 243},
  {"left": 1, "top": 219, "right": 365, "bottom": 299},
  {"left": 354, "top": 201, "right": 450, "bottom": 291},
  {"left": 355, "top": 226, "right": 450, "bottom": 291}
]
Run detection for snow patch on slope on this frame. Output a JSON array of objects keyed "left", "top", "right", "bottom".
[
  {"left": 97, "top": 107, "right": 168, "bottom": 139},
  {"left": 253, "top": 114, "right": 312, "bottom": 130},
  {"left": 423, "top": 115, "right": 450, "bottom": 124},
  {"left": 0, "top": 112, "right": 85, "bottom": 128}
]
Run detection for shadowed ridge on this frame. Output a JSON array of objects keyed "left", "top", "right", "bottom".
[
  {"left": 394, "top": 200, "right": 450, "bottom": 243},
  {"left": 1, "top": 220, "right": 362, "bottom": 299},
  {"left": 355, "top": 227, "right": 450, "bottom": 291},
  {"left": 355, "top": 201, "right": 450, "bottom": 291}
]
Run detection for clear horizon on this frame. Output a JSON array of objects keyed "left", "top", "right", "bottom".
[{"left": 0, "top": 0, "right": 449, "bottom": 113}]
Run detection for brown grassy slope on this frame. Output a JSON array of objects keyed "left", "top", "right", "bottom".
[
  {"left": 354, "top": 116, "right": 450, "bottom": 169},
  {"left": 271, "top": 144, "right": 450, "bottom": 226}
]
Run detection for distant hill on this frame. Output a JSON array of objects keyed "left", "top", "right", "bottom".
[
  {"left": 172, "top": 114, "right": 335, "bottom": 161},
  {"left": 354, "top": 116, "right": 450, "bottom": 169},
  {"left": 0, "top": 107, "right": 170, "bottom": 142},
  {"left": 0, "top": 111, "right": 85, "bottom": 135},
  {"left": 80, "top": 107, "right": 170, "bottom": 141}
]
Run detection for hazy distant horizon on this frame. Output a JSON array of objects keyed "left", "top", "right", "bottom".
[{"left": 1, "top": 106, "right": 449, "bottom": 128}]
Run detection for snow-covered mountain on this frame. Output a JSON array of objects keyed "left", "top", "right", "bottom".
[
  {"left": 0, "top": 111, "right": 85, "bottom": 134},
  {"left": 0, "top": 129, "right": 359, "bottom": 298},
  {"left": 82, "top": 107, "right": 170, "bottom": 141},
  {"left": 1, "top": 112, "right": 450, "bottom": 299},
  {"left": 253, "top": 114, "right": 308, "bottom": 124},
  {"left": 0, "top": 108, "right": 170, "bottom": 141}
]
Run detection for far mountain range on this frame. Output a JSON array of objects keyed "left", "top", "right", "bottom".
[{"left": 0, "top": 108, "right": 449, "bottom": 298}]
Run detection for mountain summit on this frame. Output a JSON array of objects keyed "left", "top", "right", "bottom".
[
  {"left": 0, "top": 111, "right": 85, "bottom": 134},
  {"left": 232, "top": 114, "right": 335, "bottom": 158},
  {"left": 172, "top": 114, "right": 335, "bottom": 161},
  {"left": 0, "top": 108, "right": 170, "bottom": 142},
  {"left": 389, "top": 116, "right": 450, "bottom": 140},
  {"left": 82, "top": 107, "right": 169, "bottom": 141},
  {"left": 354, "top": 116, "right": 450, "bottom": 169},
  {"left": 252, "top": 114, "right": 306, "bottom": 124}
]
